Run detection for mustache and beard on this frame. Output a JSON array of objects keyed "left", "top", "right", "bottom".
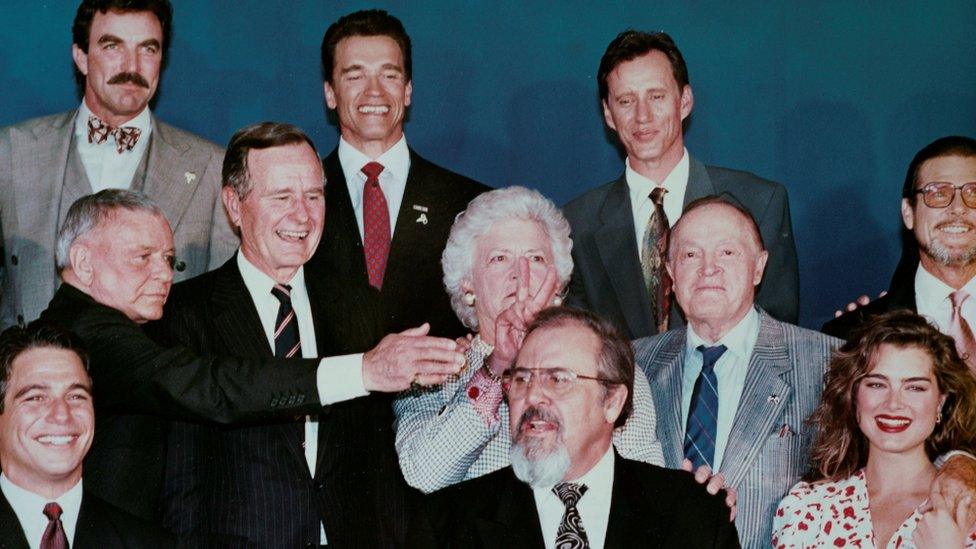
[
  {"left": 108, "top": 71, "right": 150, "bottom": 88},
  {"left": 510, "top": 405, "right": 570, "bottom": 489}
]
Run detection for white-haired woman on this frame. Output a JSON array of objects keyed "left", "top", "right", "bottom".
[{"left": 393, "top": 186, "right": 665, "bottom": 493}]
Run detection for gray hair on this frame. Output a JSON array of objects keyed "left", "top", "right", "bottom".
[
  {"left": 55, "top": 189, "right": 165, "bottom": 270},
  {"left": 442, "top": 186, "right": 573, "bottom": 331}
]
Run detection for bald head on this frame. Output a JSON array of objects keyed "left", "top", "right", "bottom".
[{"left": 666, "top": 198, "right": 768, "bottom": 342}]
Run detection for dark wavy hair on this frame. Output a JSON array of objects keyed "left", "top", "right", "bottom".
[
  {"left": 806, "top": 310, "right": 976, "bottom": 481},
  {"left": 597, "top": 30, "right": 689, "bottom": 103},
  {"left": 0, "top": 322, "right": 90, "bottom": 414}
]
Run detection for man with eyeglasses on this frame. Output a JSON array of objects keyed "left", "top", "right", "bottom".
[
  {"left": 824, "top": 136, "right": 976, "bottom": 373},
  {"left": 415, "top": 307, "right": 738, "bottom": 548}
]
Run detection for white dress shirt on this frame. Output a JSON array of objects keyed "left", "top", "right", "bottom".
[
  {"left": 73, "top": 100, "right": 152, "bottom": 192},
  {"left": 337, "top": 135, "right": 411, "bottom": 239},
  {"left": 682, "top": 307, "right": 760, "bottom": 471},
  {"left": 625, "top": 149, "right": 690, "bottom": 260},
  {"left": 1, "top": 474, "right": 83, "bottom": 549},
  {"left": 533, "top": 446, "right": 615, "bottom": 549},
  {"left": 914, "top": 264, "right": 976, "bottom": 333}
]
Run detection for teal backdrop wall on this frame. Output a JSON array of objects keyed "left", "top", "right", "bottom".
[{"left": 2, "top": 1, "right": 975, "bottom": 329}]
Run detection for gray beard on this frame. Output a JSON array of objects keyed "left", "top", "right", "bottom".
[
  {"left": 510, "top": 439, "right": 571, "bottom": 489},
  {"left": 922, "top": 239, "right": 976, "bottom": 266}
]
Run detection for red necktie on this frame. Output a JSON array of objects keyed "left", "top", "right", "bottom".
[
  {"left": 949, "top": 290, "right": 976, "bottom": 373},
  {"left": 362, "top": 162, "right": 390, "bottom": 289},
  {"left": 41, "top": 502, "right": 68, "bottom": 549}
]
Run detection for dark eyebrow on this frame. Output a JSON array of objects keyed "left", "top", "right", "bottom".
[
  {"left": 13, "top": 383, "right": 48, "bottom": 399},
  {"left": 139, "top": 38, "right": 161, "bottom": 50},
  {"left": 903, "top": 377, "right": 933, "bottom": 383},
  {"left": 381, "top": 63, "right": 403, "bottom": 73},
  {"left": 339, "top": 64, "right": 364, "bottom": 75},
  {"left": 96, "top": 33, "right": 123, "bottom": 45}
]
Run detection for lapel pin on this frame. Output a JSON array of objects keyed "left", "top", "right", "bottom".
[
  {"left": 184, "top": 171, "right": 197, "bottom": 185},
  {"left": 778, "top": 424, "right": 792, "bottom": 438},
  {"left": 416, "top": 213, "right": 429, "bottom": 225},
  {"left": 412, "top": 204, "right": 428, "bottom": 212},
  {"left": 767, "top": 394, "right": 780, "bottom": 405}
]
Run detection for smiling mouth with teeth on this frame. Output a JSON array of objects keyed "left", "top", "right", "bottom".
[
  {"left": 359, "top": 105, "right": 390, "bottom": 114},
  {"left": 36, "top": 435, "right": 77, "bottom": 446},
  {"left": 277, "top": 230, "right": 308, "bottom": 240}
]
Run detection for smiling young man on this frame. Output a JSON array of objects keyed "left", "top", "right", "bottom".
[
  {"left": 416, "top": 307, "right": 738, "bottom": 548},
  {"left": 309, "top": 9, "right": 488, "bottom": 349},
  {"left": 564, "top": 30, "right": 798, "bottom": 340},
  {"left": 0, "top": 0, "right": 237, "bottom": 331},
  {"left": 0, "top": 323, "right": 172, "bottom": 547}
]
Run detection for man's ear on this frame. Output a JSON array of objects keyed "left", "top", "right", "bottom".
[
  {"left": 753, "top": 250, "right": 769, "bottom": 286},
  {"left": 901, "top": 198, "right": 915, "bottom": 230},
  {"left": 68, "top": 242, "right": 94, "bottom": 286},
  {"left": 323, "top": 81, "right": 337, "bottom": 110},
  {"left": 602, "top": 100, "right": 617, "bottom": 132},
  {"left": 680, "top": 84, "right": 694, "bottom": 121},
  {"left": 221, "top": 186, "right": 243, "bottom": 229},
  {"left": 603, "top": 384, "right": 627, "bottom": 424},
  {"left": 71, "top": 44, "right": 89, "bottom": 77}
]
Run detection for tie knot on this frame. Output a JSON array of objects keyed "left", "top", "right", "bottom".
[
  {"left": 271, "top": 284, "right": 293, "bottom": 305},
  {"left": 650, "top": 186, "right": 667, "bottom": 205},
  {"left": 951, "top": 290, "right": 971, "bottom": 309},
  {"left": 553, "top": 482, "right": 588, "bottom": 507},
  {"left": 361, "top": 161, "right": 385, "bottom": 182},
  {"left": 697, "top": 344, "right": 728, "bottom": 371},
  {"left": 43, "top": 502, "right": 62, "bottom": 521}
]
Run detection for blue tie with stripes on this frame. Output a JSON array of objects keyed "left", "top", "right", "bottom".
[
  {"left": 684, "top": 344, "right": 727, "bottom": 469},
  {"left": 271, "top": 284, "right": 301, "bottom": 358}
]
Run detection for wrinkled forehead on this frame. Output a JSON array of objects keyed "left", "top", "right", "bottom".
[
  {"left": 671, "top": 202, "right": 762, "bottom": 252},
  {"left": 92, "top": 208, "right": 172, "bottom": 244}
]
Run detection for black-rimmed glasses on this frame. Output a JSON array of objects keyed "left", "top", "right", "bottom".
[
  {"left": 913, "top": 181, "right": 976, "bottom": 209},
  {"left": 500, "top": 367, "right": 618, "bottom": 398}
]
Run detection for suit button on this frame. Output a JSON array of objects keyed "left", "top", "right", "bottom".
[
  {"left": 175, "top": 260, "right": 186, "bottom": 272},
  {"left": 10, "top": 255, "right": 17, "bottom": 265},
  {"left": 270, "top": 396, "right": 280, "bottom": 407}
]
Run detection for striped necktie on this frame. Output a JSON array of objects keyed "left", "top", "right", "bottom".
[
  {"left": 684, "top": 344, "right": 726, "bottom": 469},
  {"left": 271, "top": 284, "right": 301, "bottom": 358}
]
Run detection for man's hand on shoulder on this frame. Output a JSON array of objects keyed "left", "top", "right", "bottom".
[
  {"left": 362, "top": 323, "right": 465, "bottom": 392},
  {"left": 681, "top": 458, "right": 737, "bottom": 522},
  {"left": 931, "top": 453, "right": 976, "bottom": 532},
  {"left": 833, "top": 291, "right": 887, "bottom": 317}
]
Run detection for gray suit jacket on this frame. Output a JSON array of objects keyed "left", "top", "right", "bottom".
[
  {"left": 0, "top": 109, "right": 237, "bottom": 328},
  {"left": 564, "top": 156, "right": 798, "bottom": 340},
  {"left": 633, "top": 311, "right": 839, "bottom": 549}
]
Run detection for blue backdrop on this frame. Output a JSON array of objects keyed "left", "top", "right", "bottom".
[{"left": 3, "top": 1, "right": 975, "bottom": 328}]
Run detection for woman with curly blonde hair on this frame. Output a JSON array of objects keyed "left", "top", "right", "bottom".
[{"left": 772, "top": 310, "right": 976, "bottom": 548}]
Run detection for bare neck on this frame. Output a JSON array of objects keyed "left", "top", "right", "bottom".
[
  {"left": 863, "top": 446, "right": 935, "bottom": 497},
  {"left": 627, "top": 144, "right": 684, "bottom": 183}
]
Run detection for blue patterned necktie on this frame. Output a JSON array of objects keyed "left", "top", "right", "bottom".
[
  {"left": 684, "top": 344, "right": 727, "bottom": 469},
  {"left": 553, "top": 482, "right": 590, "bottom": 549}
]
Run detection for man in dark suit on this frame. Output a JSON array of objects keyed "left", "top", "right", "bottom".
[
  {"left": 162, "top": 122, "right": 410, "bottom": 546},
  {"left": 824, "top": 137, "right": 976, "bottom": 371},
  {"left": 0, "top": 323, "right": 172, "bottom": 548},
  {"left": 565, "top": 30, "right": 797, "bottom": 340},
  {"left": 308, "top": 9, "right": 489, "bottom": 346},
  {"left": 416, "top": 307, "right": 738, "bottom": 548},
  {"left": 0, "top": 0, "right": 237, "bottom": 330},
  {"left": 37, "top": 189, "right": 465, "bottom": 524}
]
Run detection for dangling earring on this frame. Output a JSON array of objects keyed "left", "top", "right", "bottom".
[
  {"left": 936, "top": 411, "right": 943, "bottom": 424},
  {"left": 462, "top": 292, "right": 476, "bottom": 306}
]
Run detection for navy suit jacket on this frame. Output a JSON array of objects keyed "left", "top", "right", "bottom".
[
  {"left": 564, "top": 156, "right": 798, "bottom": 340},
  {"left": 821, "top": 264, "right": 916, "bottom": 339}
]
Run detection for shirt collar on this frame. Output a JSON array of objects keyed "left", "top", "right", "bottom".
[
  {"left": 625, "top": 147, "right": 689, "bottom": 199},
  {"left": 686, "top": 306, "right": 761, "bottom": 362},
  {"left": 337, "top": 134, "right": 410, "bottom": 182},
  {"left": 914, "top": 263, "right": 976, "bottom": 310},
  {"left": 75, "top": 100, "right": 152, "bottom": 136},
  {"left": 236, "top": 249, "right": 306, "bottom": 299},
  {"left": 0, "top": 473, "right": 84, "bottom": 530}
]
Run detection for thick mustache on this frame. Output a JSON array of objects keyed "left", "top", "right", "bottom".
[
  {"left": 107, "top": 72, "right": 150, "bottom": 88},
  {"left": 517, "top": 406, "right": 561, "bottom": 431}
]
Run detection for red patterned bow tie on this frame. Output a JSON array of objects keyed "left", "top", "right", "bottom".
[{"left": 87, "top": 115, "right": 142, "bottom": 153}]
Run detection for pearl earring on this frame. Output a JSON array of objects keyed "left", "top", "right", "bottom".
[{"left": 462, "top": 292, "right": 476, "bottom": 306}]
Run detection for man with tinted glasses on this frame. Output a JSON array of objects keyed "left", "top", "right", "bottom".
[
  {"left": 824, "top": 136, "right": 976, "bottom": 372},
  {"left": 415, "top": 307, "right": 738, "bottom": 548}
]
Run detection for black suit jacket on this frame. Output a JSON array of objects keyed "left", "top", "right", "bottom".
[
  {"left": 413, "top": 455, "right": 739, "bottom": 548},
  {"left": 0, "top": 488, "right": 173, "bottom": 548},
  {"left": 162, "top": 257, "right": 407, "bottom": 546},
  {"left": 564, "top": 156, "right": 799, "bottom": 340},
  {"left": 37, "top": 284, "right": 323, "bottom": 522},
  {"left": 821, "top": 264, "right": 917, "bottom": 339},
  {"left": 306, "top": 147, "right": 489, "bottom": 345}
]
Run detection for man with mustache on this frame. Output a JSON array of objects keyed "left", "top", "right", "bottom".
[
  {"left": 416, "top": 307, "right": 738, "bottom": 548},
  {"left": 565, "top": 30, "right": 798, "bottom": 340},
  {"left": 825, "top": 136, "right": 976, "bottom": 374},
  {"left": 0, "top": 0, "right": 236, "bottom": 330},
  {"left": 0, "top": 323, "right": 173, "bottom": 547}
]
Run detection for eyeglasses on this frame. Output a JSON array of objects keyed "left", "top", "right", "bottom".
[
  {"left": 501, "top": 367, "right": 618, "bottom": 398},
  {"left": 913, "top": 182, "right": 976, "bottom": 209}
]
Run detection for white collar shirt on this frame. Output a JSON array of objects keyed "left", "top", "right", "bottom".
[
  {"left": 682, "top": 306, "right": 760, "bottom": 471},
  {"left": 533, "top": 446, "right": 615, "bottom": 549},
  {"left": 914, "top": 264, "right": 976, "bottom": 333},
  {"left": 625, "top": 148, "right": 689, "bottom": 260},
  {"left": 73, "top": 100, "right": 153, "bottom": 193},
  {"left": 0, "top": 474, "right": 83, "bottom": 549},
  {"left": 337, "top": 135, "right": 411, "bottom": 240},
  {"left": 236, "top": 251, "right": 328, "bottom": 543}
]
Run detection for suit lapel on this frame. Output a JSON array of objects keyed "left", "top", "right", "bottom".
[
  {"left": 210, "top": 258, "right": 309, "bottom": 469},
  {"left": 476, "top": 470, "right": 546, "bottom": 548},
  {"left": 384, "top": 150, "right": 435, "bottom": 293},
  {"left": 719, "top": 312, "right": 793, "bottom": 486},
  {"left": 11, "top": 112, "right": 77, "bottom": 264},
  {"left": 654, "top": 331, "right": 689, "bottom": 467},
  {"left": 595, "top": 177, "right": 652, "bottom": 338},
  {"left": 74, "top": 493, "right": 124, "bottom": 547},
  {"left": 682, "top": 156, "right": 716, "bottom": 210},
  {"left": 0, "top": 491, "right": 30, "bottom": 548},
  {"left": 321, "top": 150, "right": 368, "bottom": 279},
  {"left": 141, "top": 118, "right": 206, "bottom": 235},
  {"left": 604, "top": 455, "right": 663, "bottom": 546}
]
